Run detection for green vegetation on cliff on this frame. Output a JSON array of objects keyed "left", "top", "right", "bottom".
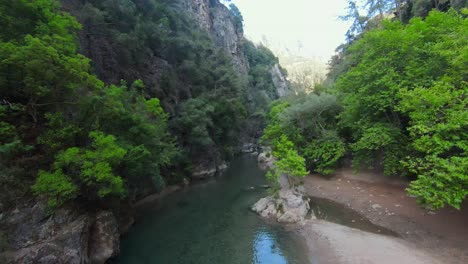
[{"left": 0, "top": 0, "right": 281, "bottom": 209}]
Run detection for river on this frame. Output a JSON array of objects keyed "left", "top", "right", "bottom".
[{"left": 116, "top": 155, "right": 311, "bottom": 263}]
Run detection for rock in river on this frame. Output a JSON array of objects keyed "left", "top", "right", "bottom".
[{"left": 252, "top": 188, "right": 310, "bottom": 223}]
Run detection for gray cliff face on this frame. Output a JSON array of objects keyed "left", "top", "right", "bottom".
[
  {"left": 0, "top": 202, "right": 120, "bottom": 264},
  {"left": 181, "top": 0, "right": 249, "bottom": 75},
  {"left": 270, "top": 64, "right": 289, "bottom": 97}
]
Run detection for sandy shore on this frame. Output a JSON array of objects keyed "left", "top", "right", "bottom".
[{"left": 298, "top": 168, "right": 468, "bottom": 264}]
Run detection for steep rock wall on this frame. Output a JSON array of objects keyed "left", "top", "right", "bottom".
[
  {"left": 181, "top": 0, "right": 249, "bottom": 75},
  {"left": 270, "top": 64, "right": 289, "bottom": 97}
]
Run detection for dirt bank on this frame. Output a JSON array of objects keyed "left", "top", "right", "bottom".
[
  {"left": 301, "top": 168, "right": 468, "bottom": 264},
  {"left": 299, "top": 220, "right": 442, "bottom": 264}
]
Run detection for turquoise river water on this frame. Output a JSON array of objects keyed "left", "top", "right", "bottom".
[{"left": 116, "top": 155, "right": 310, "bottom": 264}]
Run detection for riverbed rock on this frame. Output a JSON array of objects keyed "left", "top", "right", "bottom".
[{"left": 252, "top": 188, "right": 310, "bottom": 223}]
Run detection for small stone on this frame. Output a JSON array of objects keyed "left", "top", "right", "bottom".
[{"left": 371, "top": 204, "right": 382, "bottom": 210}]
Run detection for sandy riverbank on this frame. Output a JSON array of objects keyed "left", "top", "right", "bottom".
[{"left": 297, "top": 168, "right": 468, "bottom": 264}]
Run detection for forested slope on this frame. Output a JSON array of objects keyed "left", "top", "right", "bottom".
[
  {"left": 0, "top": 0, "right": 285, "bottom": 211},
  {"left": 261, "top": 1, "right": 467, "bottom": 209}
]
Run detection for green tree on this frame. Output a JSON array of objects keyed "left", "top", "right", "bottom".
[
  {"left": 33, "top": 131, "right": 126, "bottom": 208},
  {"left": 334, "top": 10, "right": 467, "bottom": 208}
]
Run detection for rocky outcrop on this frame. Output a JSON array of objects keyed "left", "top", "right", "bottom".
[
  {"left": 0, "top": 202, "right": 119, "bottom": 264},
  {"left": 181, "top": 0, "right": 249, "bottom": 74},
  {"left": 192, "top": 162, "right": 228, "bottom": 179},
  {"left": 270, "top": 64, "right": 289, "bottom": 97},
  {"left": 257, "top": 147, "right": 275, "bottom": 170},
  {"left": 89, "top": 212, "right": 120, "bottom": 264},
  {"left": 254, "top": 146, "right": 310, "bottom": 222},
  {"left": 251, "top": 188, "right": 311, "bottom": 223},
  {"left": 241, "top": 143, "right": 258, "bottom": 153}
]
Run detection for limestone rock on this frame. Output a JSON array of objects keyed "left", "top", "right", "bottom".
[
  {"left": 89, "top": 211, "right": 120, "bottom": 264},
  {"left": 2, "top": 207, "right": 91, "bottom": 264},
  {"left": 1, "top": 202, "right": 120, "bottom": 264},
  {"left": 252, "top": 188, "right": 310, "bottom": 223},
  {"left": 252, "top": 197, "right": 273, "bottom": 213},
  {"left": 192, "top": 162, "right": 228, "bottom": 179},
  {"left": 181, "top": 0, "right": 249, "bottom": 74},
  {"left": 270, "top": 64, "right": 289, "bottom": 97}
]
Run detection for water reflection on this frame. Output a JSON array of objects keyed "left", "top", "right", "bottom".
[{"left": 253, "top": 229, "right": 288, "bottom": 264}]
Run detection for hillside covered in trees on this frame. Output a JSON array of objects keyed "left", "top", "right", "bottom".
[
  {"left": 0, "top": 0, "right": 286, "bottom": 211},
  {"left": 261, "top": 0, "right": 467, "bottom": 210},
  {"left": 1, "top": 0, "right": 467, "bottom": 263}
]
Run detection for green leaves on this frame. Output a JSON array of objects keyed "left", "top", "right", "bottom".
[
  {"left": 33, "top": 169, "right": 78, "bottom": 209},
  {"left": 33, "top": 131, "right": 126, "bottom": 208},
  {"left": 334, "top": 10, "right": 467, "bottom": 208},
  {"left": 399, "top": 81, "right": 468, "bottom": 209},
  {"left": 262, "top": 94, "right": 346, "bottom": 176},
  {"left": 303, "top": 131, "right": 346, "bottom": 175},
  {"left": 273, "top": 135, "right": 308, "bottom": 178}
]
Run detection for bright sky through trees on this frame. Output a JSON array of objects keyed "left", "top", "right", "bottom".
[{"left": 231, "top": 0, "right": 351, "bottom": 62}]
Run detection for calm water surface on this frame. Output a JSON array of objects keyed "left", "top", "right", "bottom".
[{"left": 117, "top": 155, "right": 310, "bottom": 264}]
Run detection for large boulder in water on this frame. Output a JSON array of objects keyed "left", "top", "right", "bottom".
[
  {"left": 252, "top": 188, "right": 310, "bottom": 223},
  {"left": 251, "top": 197, "right": 278, "bottom": 218},
  {"left": 277, "top": 189, "right": 310, "bottom": 223}
]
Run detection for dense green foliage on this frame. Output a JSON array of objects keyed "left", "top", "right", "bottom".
[
  {"left": 334, "top": 10, "right": 467, "bottom": 209},
  {"left": 68, "top": 0, "right": 259, "bottom": 167},
  {"left": 262, "top": 94, "right": 346, "bottom": 178},
  {"left": 0, "top": 0, "right": 180, "bottom": 208},
  {"left": 0, "top": 0, "right": 282, "bottom": 209},
  {"left": 341, "top": 0, "right": 466, "bottom": 40},
  {"left": 309, "top": 7, "right": 467, "bottom": 209},
  {"left": 243, "top": 40, "right": 281, "bottom": 113},
  {"left": 261, "top": 102, "right": 306, "bottom": 188},
  {"left": 262, "top": 7, "right": 467, "bottom": 209}
]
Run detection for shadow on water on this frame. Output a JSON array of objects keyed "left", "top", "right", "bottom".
[
  {"left": 115, "top": 155, "right": 310, "bottom": 264},
  {"left": 309, "top": 196, "right": 399, "bottom": 237}
]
